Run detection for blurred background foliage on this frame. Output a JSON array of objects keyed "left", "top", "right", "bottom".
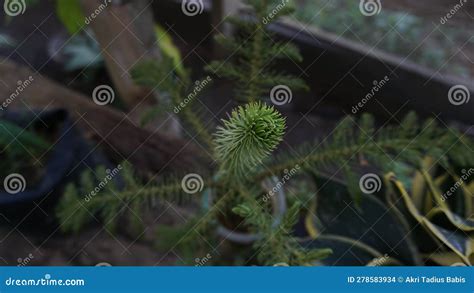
[{"left": 294, "top": 0, "right": 474, "bottom": 79}]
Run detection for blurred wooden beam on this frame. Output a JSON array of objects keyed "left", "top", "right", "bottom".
[
  {"left": 0, "top": 60, "right": 207, "bottom": 176},
  {"left": 79, "top": 0, "right": 160, "bottom": 109},
  {"left": 383, "top": 0, "right": 474, "bottom": 26},
  {"left": 212, "top": 0, "right": 242, "bottom": 35}
]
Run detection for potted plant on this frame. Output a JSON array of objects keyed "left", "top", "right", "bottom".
[{"left": 56, "top": 0, "right": 474, "bottom": 266}]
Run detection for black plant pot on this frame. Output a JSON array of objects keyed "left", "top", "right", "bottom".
[{"left": 0, "top": 109, "right": 110, "bottom": 230}]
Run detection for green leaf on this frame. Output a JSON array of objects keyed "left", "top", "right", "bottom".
[
  {"left": 56, "top": 0, "right": 85, "bottom": 35},
  {"left": 388, "top": 174, "right": 474, "bottom": 265},
  {"left": 155, "top": 24, "right": 185, "bottom": 78},
  {"left": 0, "top": 120, "right": 49, "bottom": 157},
  {"left": 232, "top": 204, "right": 253, "bottom": 217}
]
